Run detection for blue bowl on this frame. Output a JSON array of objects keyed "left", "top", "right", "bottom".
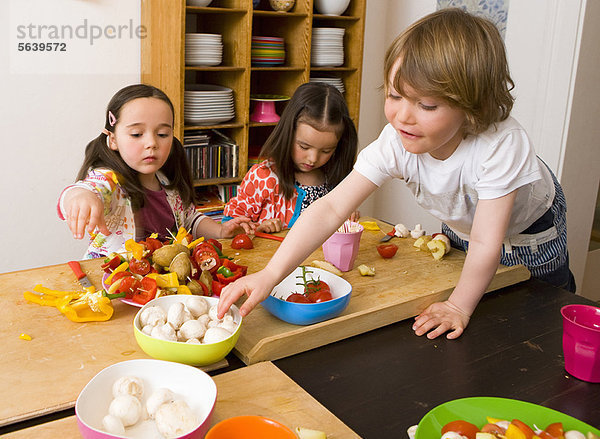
[{"left": 261, "top": 266, "right": 352, "bottom": 325}]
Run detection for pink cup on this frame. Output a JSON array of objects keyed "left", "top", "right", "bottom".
[
  {"left": 561, "top": 304, "right": 600, "bottom": 383},
  {"left": 322, "top": 224, "right": 363, "bottom": 272}
]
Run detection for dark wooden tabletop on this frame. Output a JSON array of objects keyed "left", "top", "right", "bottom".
[{"left": 274, "top": 279, "right": 600, "bottom": 437}]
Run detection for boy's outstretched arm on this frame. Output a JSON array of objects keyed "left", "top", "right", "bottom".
[
  {"left": 217, "top": 171, "right": 378, "bottom": 318},
  {"left": 413, "top": 190, "right": 517, "bottom": 339}
]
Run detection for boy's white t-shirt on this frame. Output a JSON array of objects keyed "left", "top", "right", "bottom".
[{"left": 354, "top": 117, "right": 555, "bottom": 240}]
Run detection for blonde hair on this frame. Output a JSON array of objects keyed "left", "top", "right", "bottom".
[{"left": 384, "top": 8, "right": 514, "bottom": 135}]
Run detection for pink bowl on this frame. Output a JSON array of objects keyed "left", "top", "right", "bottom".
[
  {"left": 561, "top": 304, "right": 600, "bottom": 383},
  {"left": 76, "top": 359, "right": 217, "bottom": 438}
]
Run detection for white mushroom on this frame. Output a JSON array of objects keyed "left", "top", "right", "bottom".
[
  {"left": 394, "top": 223, "right": 410, "bottom": 238},
  {"left": 146, "top": 387, "right": 175, "bottom": 419},
  {"left": 155, "top": 400, "right": 198, "bottom": 439},
  {"left": 186, "top": 296, "right": 209, "bottom": 318},
  {"left": 108, "top": 394, "right": 142, "bottom": 427},
  {"left": 196, "top": 314, "right": 210, "bottom": 328},
  {"left": 179, "top": 319, "right": 207, "bottom": 341},
  {"left": 167, "top": 302, "right": 192, "bottom": 330},
  {"left": 151, "top": 323, "right": 177, "bottom": 342},
  {"left": 208, "top": 305, "right": 221, "bottom": 322},
  {"left": 564, "top": 432, "right": 586, "bottom": 439},
  {"left": 203, "top": 327, "right": 232, "bottom": 344},
  {"left": 112, "top": 376, "right": 144, "bottom": 399},
  {"left": 139, "top": 305, "right": 166, "bottom": 327},
  {"left": 217, "top": 315, "right": 237, "bottom": 333},
  {"left": 410, "top": 224, "right": 425, "bottom": 239},
  {"left": 186, "top": 338, "right": 201, "bottom": 344},
  {"left": 207, "top": 319, "right": 219, "bottom": 329},
  {"left": 441, "top": 432, "right": 467, "bottom": 439},
  {"left": 142, "top": 324, "right": 154, "bottom": 336},
  {"left": 102, "top": 414, "right": 125, "bottom": 435}
]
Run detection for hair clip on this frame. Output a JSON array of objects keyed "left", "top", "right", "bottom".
[{"left": 108, "top": 110, "right": 117, "bottom": 127}]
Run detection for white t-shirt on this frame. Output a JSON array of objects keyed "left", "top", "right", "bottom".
[{"left": 354, "top": 117, "right": 555, "bottom": 240}]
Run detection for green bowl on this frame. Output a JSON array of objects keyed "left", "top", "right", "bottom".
[
  {"left": 415, "top": 397, "right": 600, "bottom": 438},
  {"left": 133, "top": 295, "right": 241, "bottom": 366}
]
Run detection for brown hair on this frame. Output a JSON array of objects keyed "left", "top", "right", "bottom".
[
  {"left": 384, "top": 8, "right": 514, "bottom": 135},
  {"left": 76, "top": 84, "right": 195, "bottom": 209},
  {"left": 260, "top": 82, "right": 358, "bottom": 199}
]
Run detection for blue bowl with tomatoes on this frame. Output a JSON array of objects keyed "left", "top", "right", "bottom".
[{"left": 261, "top": 266, "right": 352, "bottom": 325}]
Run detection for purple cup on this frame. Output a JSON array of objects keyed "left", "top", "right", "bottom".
[
  {"left": 561, "top": 304, "right": 600, "bottom": 383},
  {"left": 322, "top": 223, "right": 363, "bottom": 272}
]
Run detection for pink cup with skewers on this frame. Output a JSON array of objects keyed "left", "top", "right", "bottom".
[{"left": 322, "top": 222, "right": 363, "bottom": 272}]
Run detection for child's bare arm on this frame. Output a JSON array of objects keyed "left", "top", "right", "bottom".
[
  {"left": 62, "top": 188, "right": 110, "bottom": 239},
  {"left": 217, "top": 171, "right": 378, "bottom": 318},
  {"left": 413, "top": 191, "right": 517, "bottom": 339}
]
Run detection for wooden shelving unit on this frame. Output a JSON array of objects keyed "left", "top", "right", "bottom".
[{"left": 141, "top": 0, "right": 365, "bottom": 187}]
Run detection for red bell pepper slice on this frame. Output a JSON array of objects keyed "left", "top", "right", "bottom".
[
  {"left": 101, "top": 255, "right": 122, "bottom": 273},
  {"left": 211, "top": 280, "right": 224, "bottom": 297}
]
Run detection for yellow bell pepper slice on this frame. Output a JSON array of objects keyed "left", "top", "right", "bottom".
[
  {"left": 105, "top": 262, "right": 129, "bottom": 285},
  {"left": 125, "top": 239, "right": 145, "bottom": 260},
  {"left": 505, "top": 424, "right": 526, "bottom": 439},
  {"left": 57, "top": 290, "right": 113, "bottom": 323},
  {"left": 176, "top": 285, "right": 192, "bottom": 295},
  {"left": 174, "top": 226, "right": 189, "bottom": 243},
  {"left": 359, "top": 221, "right": 380, "bottom": 231},
  {"left": 146, "top": 272, "right": 179, "bottom": 288},
  {"left": 187, "top": 237, "right": 204, "bottom": 249}
]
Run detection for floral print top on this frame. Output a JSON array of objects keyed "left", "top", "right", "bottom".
[{"left": 58, "top": 168, "right": 206, "bottom": 259}]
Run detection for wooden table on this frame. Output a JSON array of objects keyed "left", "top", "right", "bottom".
[{"left": 275, "top": 279, "right": 600, "bottom": 436}]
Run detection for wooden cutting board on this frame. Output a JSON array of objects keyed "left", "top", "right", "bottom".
[
  {"left": 4, "top": 362, "right": 359, "bottom": 438},
  {"left": 0, "top": 260, "right": 227, "bottom": 427},
  {"left": 230, "top": 218, "right": 530, "bottom": 365}
]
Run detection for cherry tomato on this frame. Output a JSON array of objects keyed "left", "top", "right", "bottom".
[
  {"left": 192, "top": 243, "right": 221, "bottom": 273},
  {"left": 286, "top": 293, "right": 312, "bottom": 303},
  {"left": 307, "top": 289, "right": 333, "bottom": 303},
  {"left": 305, "top": 280, "right": 331, "bottom": 295},
  {"left": 132, "top": 277, "right": 157, "bottom": 305},
  {"left": 109, "top": 271, "right": 134, "bottom": 284},
  {"left": 441, "top": 420, "right": 479, "bottom": 439},
  {"left": 376, "top": 243, "right": 398, "bottom": 258},
  {"left": 129, "top": 258, "right": 151, "bottom": 276},
  {"left": 512, "top": 419, "right": 535, "bottom": 439},
  {"left": 231, "top": 234, "right": 253, "bottom": 250}
]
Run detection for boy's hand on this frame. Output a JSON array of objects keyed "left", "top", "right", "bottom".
[
  {"left": 412, "top": 300, "right": 471, "bottom": 340},
  {"left": 256, "top": 218, "right": 283, "bottom": 233},
  {"left": 220, "top": 216, "right": 255, "bottom": 238},
  {"left": 64, "top": 188, "right": 110, "bottom": 239}
]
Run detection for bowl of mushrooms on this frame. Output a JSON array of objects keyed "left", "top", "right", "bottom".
[
  {"left": 76, "top": 359, "right": 217, "bottom": 438},
  {"left": 133, "top": 295, "right": 242, "bottom": 366}
]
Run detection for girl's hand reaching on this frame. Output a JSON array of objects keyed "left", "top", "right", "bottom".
[
  {"left": 217, "top": 268, "right": 279, "bottom": 318},
  {"left": 220, "top": 216, "right": 256, "bottom": 238},
  {"left": 412, "top": 300, "right": 471, "bottom": 340},
  {"left": 256, "top": 218, "right": 283, "bottom": 233},
  {"left": 64, "top": 188, "right": 111, "bottom": 239}
]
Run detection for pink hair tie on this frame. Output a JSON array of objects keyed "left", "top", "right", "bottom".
[{"left": 108, "top": 110, "right": 117, "bottom": 126}]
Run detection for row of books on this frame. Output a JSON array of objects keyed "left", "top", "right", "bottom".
[
  {"left": 195, "top": 184, "right": 240, "bottom": 214},
  {"left": 184, "top": 130, "right": 239, "bottom": 180}
]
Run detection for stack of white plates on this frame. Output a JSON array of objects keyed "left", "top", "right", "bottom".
[
  {"left": 310, "top": 77, "right": 345, "bottom": 94},
  {"left": 184, "top": 85, "right": 234, "bottom": 125},
  {"left": 185, "top": 33, "right": 223, "bottom": 66},
  {"left": 311, "top": 27, "right": 344, "bottom": 67}
]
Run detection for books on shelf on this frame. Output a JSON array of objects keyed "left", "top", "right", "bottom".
[
  {"left": 184, "top": 129, "right": 239, "bottom": 180},
  {"left": 195, "top": 184, "right": 239, "bottom": 214}
]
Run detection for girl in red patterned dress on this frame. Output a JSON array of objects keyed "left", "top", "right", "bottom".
[{"left": 223, "top": 82, "right": 358, "bottom": 232}]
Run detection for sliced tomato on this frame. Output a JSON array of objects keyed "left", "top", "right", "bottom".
[
  {"left": 231, "top": 234, "right": 253, "bottom": 250},
  {"left": 376, "top": 243, "right": 398, "bottom": 258},
  {"left": 113, "top": 276, "right": 142, "bottom": 299},
  {"left": 129, "top": 258, "right": 151, "bottom": 276},
  {"left": 542, "top": 423, "right": 564, "bottom": 439},
  {"left": 481, "top": 423, "right": 506, "bottom": 434},
  {"left": 109, "top": 270, "right": 134, "bottom": 284},
  {"left": 286, "top": 293, "right": 312, "bottom": 303},
  {"left": 132, "top": 277, "right": 157, "bottom": 305},
  {"left": 441, "top": 420, "right": 479, "bottom": 439},
  {"left": 192, "top": 243, "right": 221, "bottom": 273}
]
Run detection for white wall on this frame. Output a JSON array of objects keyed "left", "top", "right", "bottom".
[{"left": 1, "top": 0, "right": 141, "bottom": 273}]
